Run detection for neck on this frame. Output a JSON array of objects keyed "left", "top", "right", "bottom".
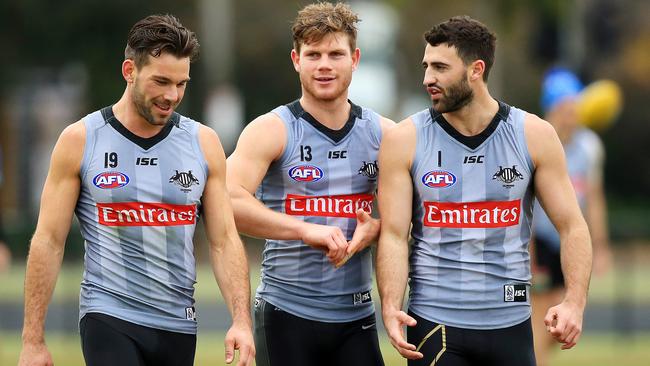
[
  {"left": 442, "top": 86, "right": 499, "bottom": 136},
  {"left": 112, "top": 89, "right": 165, "bottom": 138},
  {"left": 299, "top": 92, "right": 351, "bottom": 130}
]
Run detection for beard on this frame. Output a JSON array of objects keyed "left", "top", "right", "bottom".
[
  {"left": 132, "top": 81, "right": 173, "bottom": 126},
  {"left": 432, "top": 74, "right": 474, "bottom": 113},
  {"left": 300, "top": 71, "right": 352, "bottom": 102}
]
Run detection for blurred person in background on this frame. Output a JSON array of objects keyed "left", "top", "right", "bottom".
[
  {"left": 19, "top": 14, "right": 254, "bottom": 366},
  {"left": 377, "top": 16, "right": 593, "bottom": 366},
  {"left": 227, "top": 2, "right": 393, "bottom": 366},
  {"left": 531, "top": 67, "right": 611, "bottom": 366}
]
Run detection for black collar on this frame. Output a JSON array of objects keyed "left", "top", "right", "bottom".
[
  {"left": 429, "top": 101, "right": 511, "bottom": 149},
  {"left": 101, "top": 106, "right": 179, "bottom": 150},
  {"left": 287, "top": 99, "right": 362, "bottom": 143}
]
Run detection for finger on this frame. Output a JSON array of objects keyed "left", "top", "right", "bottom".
[
  {"left": 225, "top": 337, "right": 235, "bottom": 364},
  {"left": 397, "top": 311, "right": 418, "bottom": 327},
  {"left": 544, "top": 308, "right": 557, "bottom": 327},
  {"left": 332, "top": 233, "right": 348, "bottom": 262},
  {"left": 563, "top": 325, "right": 581, "bottom": 346},
  {"left": 356, "top": 208, "right": 370, "bottom": 222},
  {"left": 236, "top": 344, "right": 252, "bottom": 366},
  {"left": 561, "top": 341, "right": 576, "bottom": 350},
  {"left": 397, "top": 347, "right": 424, "bottom": 360},
  {"left": 334, "top": 252, "right": 354, "bottom": 268},
  {"left": 550, "top": 315, "right": 567, "bottom": 339}
]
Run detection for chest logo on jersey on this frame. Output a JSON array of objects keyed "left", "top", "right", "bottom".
[
  {"left": 97, "top": 202, "right": 197, "bottom": 226},
  {"left": 358, "top": 161, "right": 378, "bottom": 179},
  {"left": 422, "top": 170, "right": 456, "bottom": 188},
  {"left": 423, "top": 200, "right": 521, "bottom": 228},
  {"left": 288, "top": 165, "right": 324, "bottom": 182},
  {"left": 492, "top": 165, "right": 524, "bottom": 186},
  {"left": 93, "top": 172, "right": 130, "bottom": 189},
  {"left": 285, "top": 193, "right": 373, "bottom": 218},
  {"left": 169, "top": 170, "right": 200, "bottom": 192}
]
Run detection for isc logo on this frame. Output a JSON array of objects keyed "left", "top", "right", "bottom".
[
  {"left": 422, "top": 170, "right": 456, "bottom": 188},
  {"left": 93, "top": 172, "right": 130, "bottom": 189},
  {"left": 288, "top": 165, "right": 324, "bottom": 182}
]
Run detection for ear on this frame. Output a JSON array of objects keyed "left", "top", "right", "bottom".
[
  {"left": 122, "top": 59, "right": 136, "bottom": 84},
  {"left": 290, "top": 49, "right": 300, "bottom": 72},
  {"left": 468, "top": 60, "right": 485, "bottom": 81},
  {"left": 352, "top": 48, "right": 361, "bottom": 71}
]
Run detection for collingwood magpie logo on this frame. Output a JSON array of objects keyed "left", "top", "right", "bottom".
[
  {"left": 492, "top": 165, "right": 524, "bottom": 184},
  {"left": 358, "top": 161, "right": 378, "bottom": 179},
  {"left": 169, "top": 170, "right": 200, "bottom": 191}
]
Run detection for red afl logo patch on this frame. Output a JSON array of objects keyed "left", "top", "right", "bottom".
[
  {"left": 422, "top": 170, "right": 456, "bottom": 188},
  {"left": 93, "top": 172, "right": 130, "bottom": 189},
  {"left": 288, "top": 165, "right": 324, "bottom": 182}
]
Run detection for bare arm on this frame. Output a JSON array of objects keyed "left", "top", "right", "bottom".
[
  {"left": 336, "top": 116, "right": 397, "bottom": 267},
  {"left": 585, "top": 141, "right": 610, "bottom": 275},
  {"left": 226, "top": 114, "right": 348, "bottom": 263},
  {"left": 20, "top": 122, "right": 85, "bottom": 366},
  {"left": 527, "top": 114, "right": 592, "bottom": 350},
  {"left": 199, "top": 126, "right": 255, "bottom": 366},
  {"left": 376, "top": 119, "right": 422, "bottom": 360}
]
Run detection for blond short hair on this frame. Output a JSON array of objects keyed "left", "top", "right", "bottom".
[{"left": 291, "top": 2, "right": 360, "bottom": 52}]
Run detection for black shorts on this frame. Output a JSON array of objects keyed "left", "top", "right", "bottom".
[
  {"left": 407, "top": 311, "right": 536, "bottom": 366},
  {"left": 254, "top": 297, "right": 384, "bottom": 366},
  {"left": 80, "top": 312, "right": 196, "bottom": 366},
  {"left": 533, "top": 236, "right": 565, "bottom": 290}
]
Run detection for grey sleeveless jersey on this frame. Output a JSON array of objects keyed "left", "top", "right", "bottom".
[
  {"left": 533, "top": 127, "right": 603, "bottom": 251},
  {"left": 256, "top": 100, "right": 382, "bottom": 322},
  {"left": 408, "top": 102, "right": 535, "bottom": 329},
  {"left": 76, "top": 107, "right": 208, "bottom": 334}
]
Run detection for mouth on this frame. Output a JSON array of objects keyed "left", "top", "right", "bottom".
[
  {"left": 315, "top": 76, "right": 336, "bottom": 84},
  {"left": 153, "top": 102, "right": 173, "bottom": 114},
  {"left": 426, "top": 85, "right": 443, "bottom": 99}
]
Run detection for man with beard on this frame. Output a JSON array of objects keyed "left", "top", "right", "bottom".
[
  {"left": 226, "top": 3, "right": 392, "bottom": 366},
  {"left": 19, "top": 14, "right": 254, "bottom": 366},
  {"left": 376, "top": 16, "right": 592, "bottom": 366}
]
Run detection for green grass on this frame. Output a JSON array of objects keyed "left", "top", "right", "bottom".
[{"left": 2, "top": 331, "right": 649, "bottom": 366}]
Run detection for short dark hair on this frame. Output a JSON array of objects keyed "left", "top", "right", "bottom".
[
  {"left": 291, "top": 2, "right": 360, "bottom": 52},
  {"left": 424, "top": 16, "right": 496, "bottom": 81},
  {"left": 125, "top": 14, "right": 199, "bottom": 68}
]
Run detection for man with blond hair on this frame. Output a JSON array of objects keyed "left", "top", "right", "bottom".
[{"left": 227, "top": 2, "right": 392, "bottom": 366}]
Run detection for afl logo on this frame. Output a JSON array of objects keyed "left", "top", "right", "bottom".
[
  {"left": 422, "top": 170, "right": 456, "bottom": 188},
  {"left": 289, "top": 165, "right": 324, "bottom": 182},
  {"left": 93, "top": 172, "right": 130, "bottom": 189}
]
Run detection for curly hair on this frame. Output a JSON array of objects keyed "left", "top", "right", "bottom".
[
  {"left": 424, "top": 16, "right": 496, "bottom": 81},
  {"left": 124, "top": 14, "right": 199, "bottom": 68},
  {"left": 291, "top": 2, "right": 360, "bottom": 52}
]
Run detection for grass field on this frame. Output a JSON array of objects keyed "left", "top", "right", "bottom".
[
  {"left": 2, "top": 331, "right": 649, "bottom": 365},
  {"left": 2, "top": 244, "right": 650, "bottom": 364}
]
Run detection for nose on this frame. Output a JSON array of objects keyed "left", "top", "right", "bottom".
[
  {"left": 163, "top": 85, "right": 180, "bottom": 103},
  {"left": 423, "top": 68, "right": 437, "bottom": 87},
  {"left": 317, "top": 55, "right": 333, "bottom": 70}
]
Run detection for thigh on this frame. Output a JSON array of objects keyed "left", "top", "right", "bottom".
[
  {"left": 146, "top": 328, "right": 196, "bottom": 366},
  {"left": 407, "top": 312, "right": 471, "bottom": 366},
  {"left": 80, "top": 313, "right": 146, "bottom": 366},
  {"left": 485, "top": 318, "right": 536, "bottom": 366},
  {"left": 254, "top": 298, "right": 321, "bottom": 366},
  {"left": 332, "top": 315, "right": 384, "bottom": 366}
]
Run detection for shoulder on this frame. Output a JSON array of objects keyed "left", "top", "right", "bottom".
[
  {"left": 523, "top": 113, "right": 562, "bottom": 167},
  {"left": 231, "top": 112, "right": 287, "bottom": 163},
  {"left": 378, "top": 116, "right": 396, "bottom": 135},
  {"left": 58, "top": 120, "right": 86, "bottom": 150}
]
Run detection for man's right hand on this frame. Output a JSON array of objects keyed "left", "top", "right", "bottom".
[
  {"left": 382, "top": 308, "right": 423, "bottom": 360},
  {"left": 300, "top": 223, "right": 349, "bottom": 264},
  {"left": 18, "top": 342, "right": 54, "bottom": 366}
]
